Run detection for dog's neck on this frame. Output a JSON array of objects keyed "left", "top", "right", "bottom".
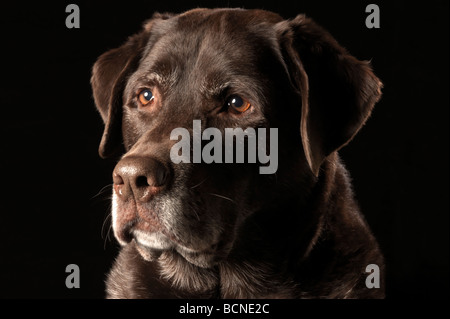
[
  {"left": 158, "top": 248, "right": 298, "bottom": 298},
  {"left": 156, "top": 155, "right": 342, "bottom": 298}
]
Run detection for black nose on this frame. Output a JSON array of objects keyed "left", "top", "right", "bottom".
[{"left": 113, "top": 156, "right": 170, "bottom": 202}]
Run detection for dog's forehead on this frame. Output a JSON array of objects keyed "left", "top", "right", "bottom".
[
  {"left": 138, "top": 9, "right": 284, "bottom": 84},
  {"left": 175, "top": 8, "right": 283, "bottom": 26}
]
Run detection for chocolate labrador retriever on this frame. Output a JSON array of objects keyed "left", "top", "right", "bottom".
[{"left": 91, "top": 8, "right": 384, "bottom": 298}]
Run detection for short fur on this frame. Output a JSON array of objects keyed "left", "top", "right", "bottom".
[{"left": 91, "top": 8, "right": 384, "bottom": 299}]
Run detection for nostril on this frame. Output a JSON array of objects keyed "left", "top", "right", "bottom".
[
  {"left": 135, "top": 175, "right": 150, "bottom": 188},
  {"left": 113, "top": 172, "right": 124, "bottom": 185},
  {"left": 155, "top": 167, "right": 167, "bottom": 187}
]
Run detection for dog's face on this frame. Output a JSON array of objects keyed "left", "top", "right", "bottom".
[{"left": 91, "top": 9, "right": 382, "bottom": 268}]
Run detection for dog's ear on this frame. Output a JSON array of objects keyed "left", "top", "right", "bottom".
[
  {"left": 91, "top": 13, "right": 172, "bottom": 158},
  {"left": 276, "top": 15, "right": 383, "bottom": 176}
]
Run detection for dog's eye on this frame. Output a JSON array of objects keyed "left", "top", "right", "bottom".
[
  {"left": 227, "top": 95, "right": 251, "bottom": 113},
  {"left": 138, "top": 89, "right": 154, "bottom": 106}
]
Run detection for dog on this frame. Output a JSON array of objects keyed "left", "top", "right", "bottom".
[{"left": 91, "top": 8, "right": 384, "bottom": 298}]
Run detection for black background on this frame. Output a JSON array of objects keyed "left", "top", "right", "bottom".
[{"left": 0, "top": 0, "right": 448, "bottom": 299}]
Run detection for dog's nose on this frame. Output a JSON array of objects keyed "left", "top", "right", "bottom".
[{"left": 113, "top": 156, "right": 170, "bottom": 202}]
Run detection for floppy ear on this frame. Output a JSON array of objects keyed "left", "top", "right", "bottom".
[
  {"left": 90, "top": 13, "right": 172, "bottom": 158},
  {"left": 276, "top": 15, "right": 383, "bottom": 176}
]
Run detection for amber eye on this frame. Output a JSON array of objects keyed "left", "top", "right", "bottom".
[
  {"left": 138, "top": 89, "right": 154, "bottom": 106},
  {"left": 227, "top": 95, "right": 251, "bottom": 113}
]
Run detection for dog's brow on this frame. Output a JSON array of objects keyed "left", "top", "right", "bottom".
[
  {"left": 144, "top": 72, "right": 164, "bottom": 84},
  {"left": 200, "top": 80, "right": 230, "bottom": 98},
  {"left": 141, "top": 68, "right": 177, "bottom": 88}
]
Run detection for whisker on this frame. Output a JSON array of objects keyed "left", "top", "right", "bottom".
[
  {"left": 101, "top": 202, "right": 113, "bottom": 249},
  {"left": 105, "top": 223, "right": 113, "bottom": 250},
  {"left": 92, "top": 184, "right": 113, "bottom": 200},
  {"left": 191, "top": 207, "right": 201, "bottom": 221},
  {"left": 208, "top": 192, "right": 236, "bottom": 204},
  {"left": 101, "top": 212, "right": 112, "bottom": 239},
  {"left": 190, "top": 177, "right": 209, "bottom": 189}
]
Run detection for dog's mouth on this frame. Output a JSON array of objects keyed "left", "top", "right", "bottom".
[
  {"left": 132, "top": 230, "right": 171, "bottom": 261},
  {"left": 132, "top": 229, "right": 219, "bottom": 268},
  {"left": 133, "top": 229, "right": 174, "bottom": 252},
  {"left": 112, "top": 187, "right": 233, "bottom": 268}
]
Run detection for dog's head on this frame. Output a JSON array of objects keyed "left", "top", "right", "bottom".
[{"left": 91, "top": 8, "right": 382, "bottom": 268}]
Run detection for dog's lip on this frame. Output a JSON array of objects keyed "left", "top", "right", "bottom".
[
  {"left": 132, "top": 229, "right": 215, "bottom": 255},
  {"left": 132, "top": 229, "right": 174, "bottom": 251},
  {"left": 132, "top": 229, "right": 222, "bottom": 267},
  {"left": 174, "top": 245, "right": 220, "bottom": 268}
]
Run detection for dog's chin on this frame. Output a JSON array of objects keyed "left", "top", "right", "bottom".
[
  {"left": 132, "top": 230, "right": 173, "bottom": 261},
  {"left": 174, "top": 246, "right": 219, "bottom": 268},
  {"left": 131, "top": 230, "right": 220, "bottom": 268},
  {"left": 134, "top": 241, "right": 165, "bottom": 261}
]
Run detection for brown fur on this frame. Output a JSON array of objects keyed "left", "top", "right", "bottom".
[{"left": 91, "top": 8, "right": 384, "bottom": 299}]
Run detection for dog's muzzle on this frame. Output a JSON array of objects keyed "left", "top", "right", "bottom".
[
  {"left": 112, "top": 156, "right": 170, "bottom": 203},
  {"left": 111, "top": 156, "right": 172, "bottom": 246}
]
